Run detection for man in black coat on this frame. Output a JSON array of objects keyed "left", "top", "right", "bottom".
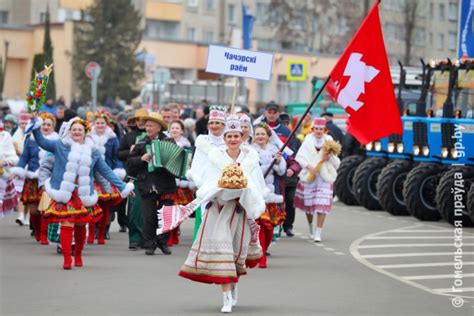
[
  {"left": 321, "top": 112, "right": 344, "bottom": 144},
  {"left": 117, "top": 108, "right": 149, "bottom": 250},
  {"left": 127, "top": 112, "right": 177, "bottom": 256}
]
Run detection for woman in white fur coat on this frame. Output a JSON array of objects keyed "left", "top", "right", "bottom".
[
  {"left": 251, "top": 123, "right": 287, "bottom": 268},
  {"left": 30, "top": 116, "right": 134, "bottom": 270},
  {"left": 11, "top": 112, "right": 59, "bottom": 244},
  {"left": 88, "top": 111, "right": 126, "bottom": 245},
  {"left": 294, "top": 118, "right": 340, "bottom": 242},
  {"left": 0, "top": 120, "right": 19, "bottom": 219}
]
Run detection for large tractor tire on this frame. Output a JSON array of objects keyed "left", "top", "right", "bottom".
[
  {"left": 468, "top": 183, "right": 474, "bottom": 223},
  {"left": 353, "top": 157, "right": 387, "bottom": 210},
  {"left": 403, "top": 163, "right": 445, "bottom": 221},
  {"left": 436, "top": 167, "right": 474, "bottom": 227},
  {"left": 377, "top": 160, "right": 413, "bottom": 216},
  {"left": 335, "top": 155, "right": 364, "bottom": 206}
]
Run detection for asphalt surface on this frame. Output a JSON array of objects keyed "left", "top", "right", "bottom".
[{"left": 1, "top": 202, "right": 473, "bottom": 316}]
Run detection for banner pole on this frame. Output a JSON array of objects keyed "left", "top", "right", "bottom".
[
  {"left": 230, "top": 78, "right": 239, "bottom": 114},
  {"left": 263, "top": 76, "right": 331, "bottom": 177}
]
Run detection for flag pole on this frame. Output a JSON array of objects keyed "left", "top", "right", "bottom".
[{"left": 264, "top": 76, "right": 331, "bottom": 177}]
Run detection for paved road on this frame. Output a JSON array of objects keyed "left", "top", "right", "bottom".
[{"left": 1, "top": 202, "right": 473, "bottom": 316}]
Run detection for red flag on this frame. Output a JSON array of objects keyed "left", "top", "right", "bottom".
[{"left": 327, "top": 1, "right": 402, "bottom": 145}]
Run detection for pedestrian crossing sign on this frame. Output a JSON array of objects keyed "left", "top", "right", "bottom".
[{"left": 287, "top": 60, "right": 307, "bottom": 81}]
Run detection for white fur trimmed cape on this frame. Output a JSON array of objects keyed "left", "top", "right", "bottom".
[
  {"left": 30, "top": 118, "right": 133, "bottom": 207},
  {"left": 296, "top": 134, "right": 341, "bottom": 184}
]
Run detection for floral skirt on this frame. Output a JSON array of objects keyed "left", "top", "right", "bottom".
[
  {"left": 95, "top": 183, "right": 122, "bottom": 205},
  {"left": 21, "top": 178, "right": 42, "bottom": 204},
  {"left": 0, "top": 177, "right": 18, "bottom": 218},
  {"left": 257, "top": 203, "right": 286, "bottom": 229},
  {"left": 43, "top": 189, "right": 103, "bottom": 224}
]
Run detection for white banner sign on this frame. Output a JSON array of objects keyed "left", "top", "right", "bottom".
[{"left": 206, "top": 45, "right": 273, "bottom": 81}]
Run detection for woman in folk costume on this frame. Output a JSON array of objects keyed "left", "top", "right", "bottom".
[
  {"left": 167, "top": 120, "right": 194, "bottom": 246},
  {"left": 30, "top": 115, "right": 134, "bottom": 269},
  {"left": 238, "top": 113, "right": 253, "bottom": 145},
  {"left": 187, "top": 105, "right": 226, "bottom": 240},
  {"left": 11, "top": 112, "right": 59, "bottom": 244},
  {"left": 251, "top": 123, "right": 287, "bottom": 268},
  {"left": 0, "top": 120, "right": 19, "bottom": 219},
  {"left": 294, "top": 118, "right": 341, "bottom": 242},
  {"left": 159, "top": 115, "right": 267, "bottom": 313},
  {"left": 87, "top": 110, "right": 126, "bottom": 245},
  {"left": 11, "top": 111, "right": 31, "bottom": 226}
]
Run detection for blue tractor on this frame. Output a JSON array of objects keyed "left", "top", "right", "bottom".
[
  {"left": 434, "top": 58, "right": 474, "bottom": 226},
  {"left": 345, "top": 62, "right": 416, "bottom": 211},
  {"left": 402, "top": 58, "right": 474, "bottom": 226}
]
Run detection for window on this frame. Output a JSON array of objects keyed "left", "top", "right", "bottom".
[
  {"left": 429, "top": 32, "right": 433, "bottom": 46},
  {"left": 204, "top": 31, "right": 214, "bottom": 43},
  {"left": 40, "top": 12, "right": 47, "bottom": 23},
  {"left": 448, "top": 31, "right": 457, "bottom": 51},
  {"left": 429, "top": 2, "right": 434, "bottom": 18},
  {"left": 188, "top": 0, "right": 198, "bottom": 7},
  {"left": 438, "top": 33, "right": 444, "bottom": 51},
  {"left": 228, "top": 4, "right": 235, "bottom": 24},
  {"left": 0, "top": 11, "right": 8, "bottom": 24},
  {"left": 414, "top": 27, "right": 425, "bottom": 47},
  {"left": 256, "top": 3, "right": 267, "bottom": 25},
  {"left": 206, "top": 0, "right": 214, "bottom": 10},
  {"left": 448, "top": 2, "right": 457, "bottom": 21},
  {"left": 187, "top": 27, "right": 196, "bottom": 41},
  {"left": 439, "top": 3, "right": 445, "bottom": 20},
  {"left": 145, "top": 20, "right": 181, "bottom": 40}
]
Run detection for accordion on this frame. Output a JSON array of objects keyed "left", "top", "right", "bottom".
[{"left": 146, "top": 140, "right": 192, "bottom": 179}]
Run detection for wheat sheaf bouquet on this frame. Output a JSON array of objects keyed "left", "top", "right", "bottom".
[{"left": 305, "top": 139, "right": 342, "bottom": 184}]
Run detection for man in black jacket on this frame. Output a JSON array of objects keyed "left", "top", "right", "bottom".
[
  {"left": 117, "top": 108, "right": 149, "bottom": 250},
  {"left": 127, "top": 112, "right": 177, "bottom": 256}
]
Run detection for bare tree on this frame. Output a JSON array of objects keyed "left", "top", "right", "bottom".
[
  {"left": 268, "top": 0, "right": 362, "bottom": 54},
  {"left": 402, "top": 0, "right": 420, "bottom": 65}
]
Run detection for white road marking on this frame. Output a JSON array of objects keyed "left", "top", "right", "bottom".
[
  {"left": 360, "top": 252, "right": 474, "bottom": 259},
  {"left": 334, "top": 252, "right": 345, "bottom": 255},
  {"left": 377, "top": 262, "right": 474, "bottom": 269},
  {"left": 324, "top": 248, "right": 335, "bottom": 251},
  {"left": 366, "top": 236, "right": 474, "bottom": 239},
  {"left": 434, "top": 287, "right": 474, "bottom": 293},
  {"left": 404, "top": 273, "right": 474, "bottom": 280},
  {"left": 350, "top": 224, "right": 474, "bottom": 299},
  {"left": 358, "top": 243, "right": 474, "bottom": 249},
  {"left": 387, "top": 229, "right": 453, "bottom": 233}
]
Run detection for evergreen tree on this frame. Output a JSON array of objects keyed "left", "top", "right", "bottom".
[
  {"left": 43, "top": 6, "right": 56, "bottom": 100},
  {"left": 72, "top": 0, "right": 144, "bottom": 104}
]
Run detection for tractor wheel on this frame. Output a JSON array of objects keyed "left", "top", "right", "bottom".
[
  {"left": 353, "top": 157, "right": 387, "bottom": 210},
  {"left": 377, "top": 160, "right": 413, "bottom": 216},
  {"left": 335, "top": 155, "right": 364, "bottom": 206},
  {"left": 403, "top": 163, "right": 445, "bottom": 221},
  {"left": 436, "top": 167, "right": 474, "bottom": 227},
  {"left": 467, "top": 183, "right": 474, "bottom": 223}
]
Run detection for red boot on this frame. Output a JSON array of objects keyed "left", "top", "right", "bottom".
[
  {"left": 87, "top": 221, "right": 95, "bottom": 244},
  {"left": 39, "top": 215, "right": 49, "bottom": 245},
  {"left": 74, "top": 225, "right": 86, "bottom": 267},
  {"left": 30, "top": 212, "right": 41, "bottom": 242},
  {"left": 60, "top": 226, "right": 73, "bottom": 270},
  {"left": 258, "top": 227, "right": 267, "bottom": 268},
  {"left": 97, "top": 202, "right": 109, "bottom": 245}
]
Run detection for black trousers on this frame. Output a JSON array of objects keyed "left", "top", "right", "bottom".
[
  {"left": 283, "top": 185, "right": 296, "bottom": 230},
  {"left": 109, "top": 199, "right": 128, "bottom": 228},
  {"left": 140, "top": 193, "right": 172, "bottom": 249}
]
